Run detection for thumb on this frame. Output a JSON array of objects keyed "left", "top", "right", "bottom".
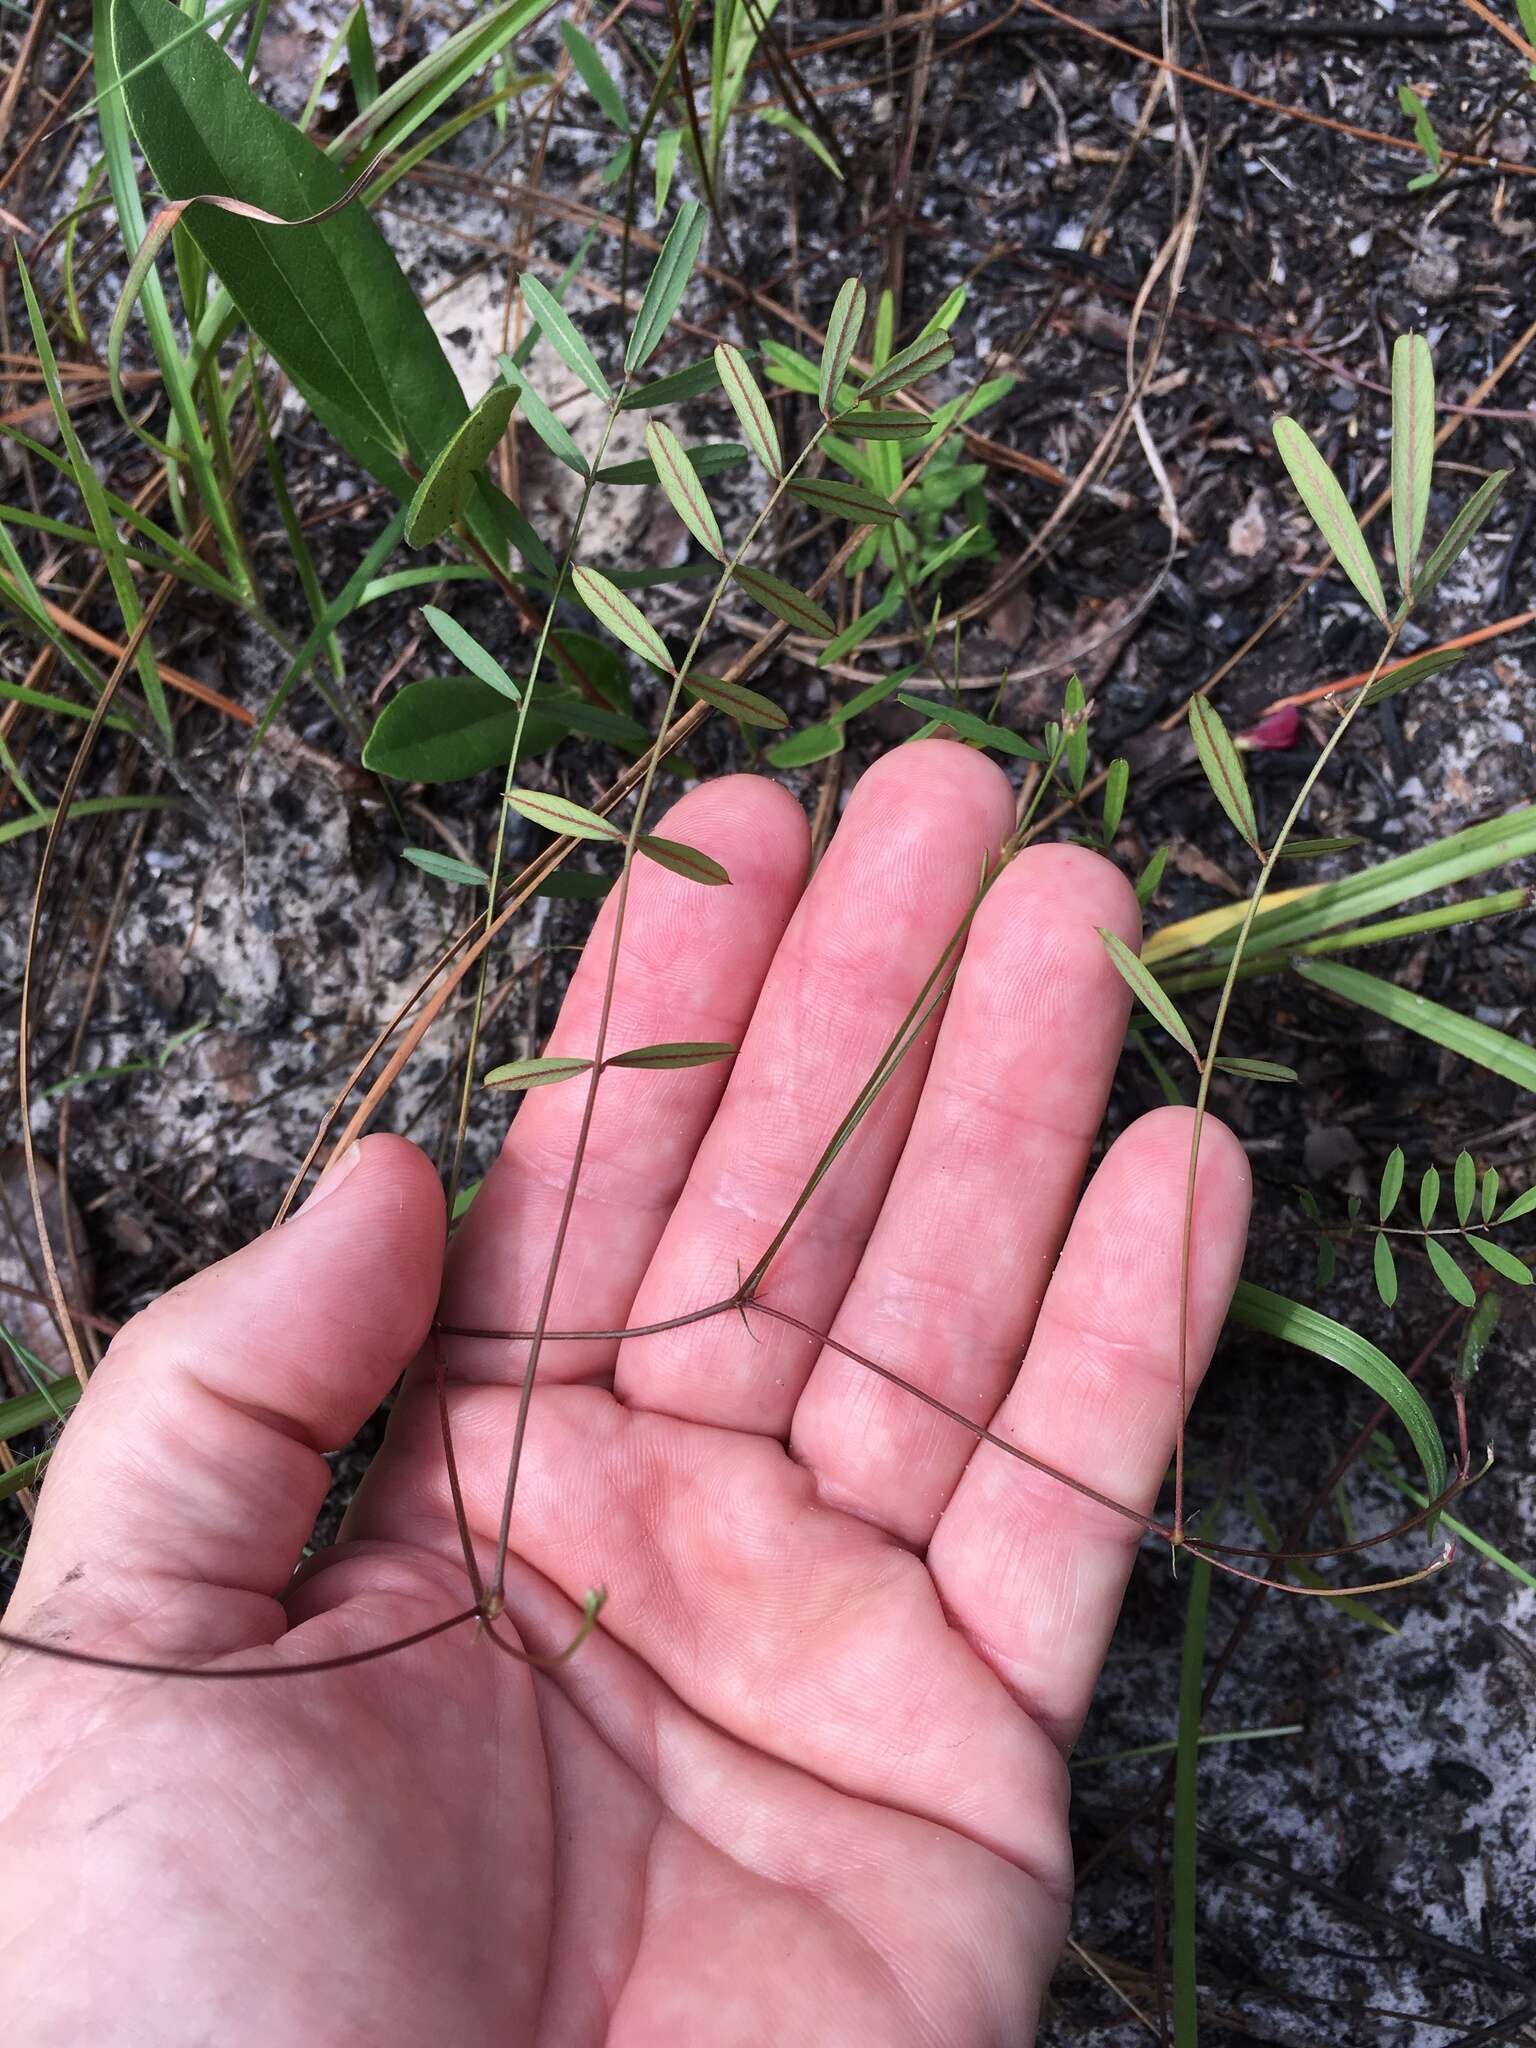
[{"left": 6, "top": 1136, "right": 444, "bottom": 1653}]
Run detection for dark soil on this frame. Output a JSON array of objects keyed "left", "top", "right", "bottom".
[{"left": 2, "top": 2, "right": 1534, "bottom": 2040}]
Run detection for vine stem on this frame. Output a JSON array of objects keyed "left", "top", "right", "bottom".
[
  {"left": 484, "top": 407, "right": 850, "bottom": 1604},
  {"left": 1171, "top": 616, "right": 1404, "bottom": 1541}
]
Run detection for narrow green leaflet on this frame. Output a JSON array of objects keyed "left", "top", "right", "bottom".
[
  {"left": 768, "top": 721, "right": 843, "bottom": 768},
  {"left": 1425, "top": 1238, "right": 1476, "bottom": 1307},
  {"left": 896, "top": 693, "right": 1043, "bottom": 760},
  {"left": 638, "top": 834, "right": 730, "bottom": 885},
  {"left": 1277, "top": 835, "right": 1366, "bottom": 859},
  {"left": 485, "top": 1054, "right": 593, "bottom": 1091},
  {"left": 1099, "top": 930, "right": 1200, "bottom": 1060},
  {"left": 1453, "top": 1149, "right": 1476, "bottom": 1226},
  {"left": 405, "top": 382, "right": 519, "bottom": 544},
  {"left": 714, "top": 342, "right": 782, "bottom": 476},
  {"left": 572, "top": 564, "right": 674, "bottom": 671},
  {"left": 1227, "top": 1280, "right": 1445, "bottom": 1499},
  {"left": 1188, "top": 696, "right": 1258, "bottom": 852},
  {"left": 1213, "top": 1057, "right": 1297, "bottom": 1083},
  {"left": 1136, "top": 845, "right": 1169, "bottom": 907},
  {"left": 1380, "top": 1144, "right": 1405, "bottom": 1221},
  {"left": 654, "top": 126, "right": 682, "bottom": 214},
  {"left": 788, "top": 476, "right": 901, "bottom": 526},
  {"left": 1420, "top": 1165, "right": 1441, "bottom": 1227},
  {"left": 820, "top": 278, "right": 866, "bottom": 417},
  {"left": 682, "top": 674, "right": 786, "bottom": 729},
  {"left": 1272, "top": 416, "right": 1388, "bottom": 622},
  {"left": 559, "top": 20, "right": 630, "bottom": 131},
  {"left": 403, "top": 846, "right": 488, "bottom": 886},
  {"left": 1464, "top": 1235, "right": 1533, "bottom": 1285},
  {"left": 857, "top": 330, "right": 953, "bottom": 405},
  {"left": 841, "top": 408, "right": 929, "bottom": 440},
  {"left": 645, "top": 421, "right": 725, "bottom": 559},
  {"left": 1296, "top": 957, "right": 1536, "bottom": 1094},
  {"left": 1413, "top": 470, "right": 1510, "bottom": 608},
  {"left": 1481, "top": 1167, "right": 1500, "bottom": 1223},
  {"left": 730, "top": 563, "right": 836, "bottom": 637},
  {"left": 1391, "top": 332, "right": 1434, "bottom": 595},
  {"left": 500, "top": 364, "right": 588, "bottom": 478},
  {"left": 421, "top": 606, "right": 520, "bottom": 701},
  {"left": 1063, "top": 674, "right": 1089, "bottom": 791},
  {"left": 606, "top": 1041, "right": 735, "bottom": 1069},
  {"left": 1496, "top": 1185, "right": 1536, "bottom": 1227},
  {"left": 621, "top": 357, "right": 723, "bottom": 410},
  {"left": 508, "top": 789, "right": 624, "bottom": 842},
  {"left": 1373, "top": 1231, "right": 1399, "bottom": 1306},
  {"left": 819, "top": 591, "right": 901, "bottom": 667},
  {"left": 520, "top": 270, "right": 612, "bottom": 402},
  {"left": 1361, "top": 645, "right": 1464, "bottom": 707},
  {"left": 598, "top": 442, "right": 745, "bottom": 487},
  {"left": 626, "top": 202, "right": 706, "bottom": 374},
  {"left": 754, "top": 106, "right": 842, "bottom": 179},
  {"left": 1102, "top": 757, "right": 1129, "bottom": 846}
]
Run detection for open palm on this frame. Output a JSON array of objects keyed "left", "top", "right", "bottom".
[{"left": 0, "top": 744, "right": 1248, "bottom": 2046}]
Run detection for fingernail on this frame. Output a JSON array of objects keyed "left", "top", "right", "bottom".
[{"left": 295, "top": 1141, "right": 362, "bottom": 1219}]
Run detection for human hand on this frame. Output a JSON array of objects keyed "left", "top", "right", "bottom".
[{"left": 0, "top": 742, "right": 1250, "bottom": 2045}]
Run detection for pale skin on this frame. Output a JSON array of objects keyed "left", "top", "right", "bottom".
[{"left": 0, "top": 743, "right": 1250, "bottom": 2046}]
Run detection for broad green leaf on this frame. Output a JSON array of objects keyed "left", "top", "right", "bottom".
[
  {"left": 1361, "top": 644, "right": 1464, "bottom": 707},
  {"left": 714, "top": 342, "right": 782, "bottom": 477},
  {"left": 1188, "top": 695, "right": 1258, "bottom": 851},
  {"left": 508, "top": 789, "right": 624, "bottom": 842},
  {"left": 559, "top": 20, "right": 630, "bottom": 131},
  {"left": 1413, "top": 469, "right": 1510, "bottom": 607},
  {"left": 1453, "top": 1150, "right": 1476, "bottom": 1226},
  {"left": 768, "top": 721, "right": 843, "bottom": 768},
  {"left": 403, "top": 846, "right": 488, "bottom": 886},
  {"left": 626, "top": 201, "right": 706, "bottom": 373},
  {"left": 520, "top": 270, "right": 613, "bottom": 401},
  {"left": 1464, "top": 1235, "right": 1532, "bottom": 1285},
  {"left": 405, "top": 382, "right": 518, "bottom": 543},
  {"left": 363, "top": 677, "right": 565, "bottom": 782},
  {"left": 1272, "top": 416, "right": 1387, "bottom": 622},
  {"left": 896, "top": 693, "right": 1044, "bottom": 760},
  {"left": 1420, "top": 1164, "right": 1441, "bottom": 1227},
  {"left": 857, "top": 329, "right": 953, "bottom": 405},
  {"left": 731, "top": 563, "right": 836, "bottom": 637},
  {"left": 421, "top": 605, "right": 520, "bottom": 701},
  {"left": 500, "top": 364, "right": 588, "bottom": 477},
  {"left": 788, "top": 476, "right": 901, "bottom": 526},
  {"left": 1425, "top": 1238, "right": 1476, "bottom": 1307},
  {"left": 638, "top": 834, "right": 730, "bottom": 885},
  {"left": 1295, "top": 957, "right": 1536, "bottom": 1095},
  {"left": 620, "top": 356, "right": 723, "bottom": 410},
  {"left": 1227, "top": 1279, "right": 1445, "bottom": 1499},
  {"left": 1098, "top": 930, "right": 1199, "bottom": 1060},
  {"left": 485, "top": 1054, "right": 593, "bottom": 1091},
  {"left": 645, "top": 421, "right": 725, "bottom": 559},
  {"left": 682, "top": 673, "right": 786, "bottom": 729},
  {"left": 1391, "top": 332, "right": 1434, "bottom": 595},
  {"left": 754, "top": 105, "right": 842, "bottom": 179},
  {"left": 606, "top": 1041, "right": 735, "bottom": 1069},
  {"left": 653, "top": 126, "right": 682, "bottom": 214},
  {"left": 1373, "top": 1230, "right": 1399, "bottom": 1307},
  {"left": 1380, "top": 1144, "right": 1405, "bottom": 1221},
  {"left": 572, "top": 564, "right": 674, "bottom": 671},
  {"left": 1213, "top": 1057, "right": 1297, "bottom": 1083},
  {"left": 842, "top": 408, "right": 929, "bottom": 440},
  {"left": 114, "top": 0, "right": 476, "bottom": 507},
  {"left": 820, "top": 278, "right": 866, "bottom": 417}
]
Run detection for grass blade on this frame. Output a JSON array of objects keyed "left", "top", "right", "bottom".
[{"left": 1296, "top": 957, "right": 1536, "bottom": 1093}]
